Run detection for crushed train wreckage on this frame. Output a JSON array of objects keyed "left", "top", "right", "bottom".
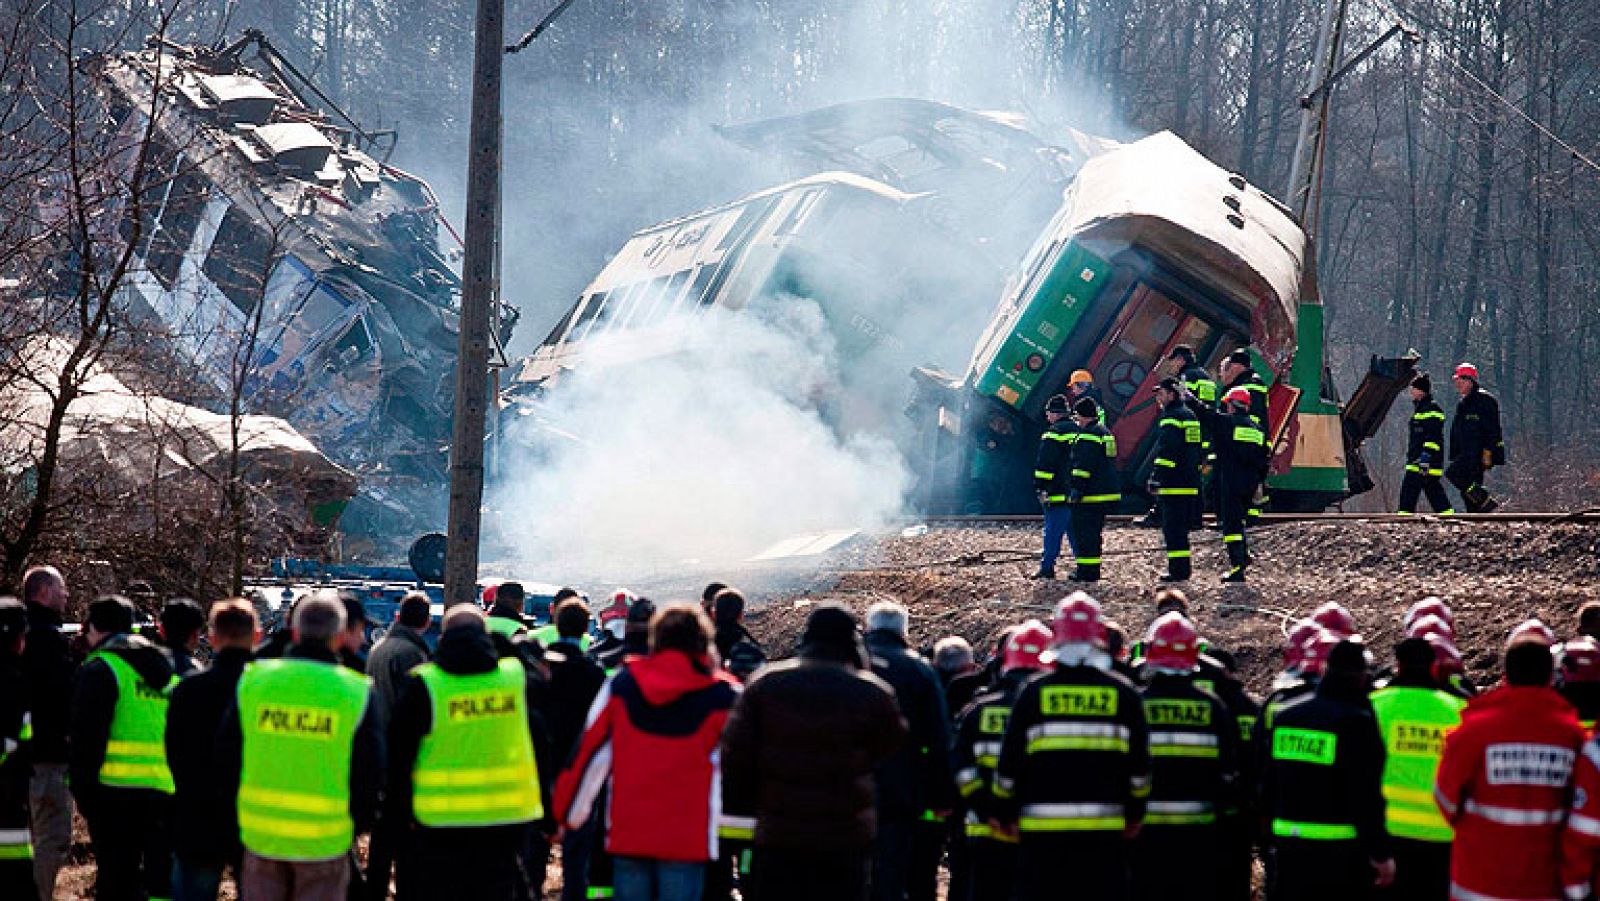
[{"left": 59, "top": 31, "right": 513, "bottom": 554}]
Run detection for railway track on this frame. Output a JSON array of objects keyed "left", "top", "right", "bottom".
[{"left": 914, "top": 510, "right": 1600, "bottom": 526}]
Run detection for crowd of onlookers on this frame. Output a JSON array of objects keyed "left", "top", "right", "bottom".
[{"left": 8, "top": 563, "right": 1600, "bottom": 901}]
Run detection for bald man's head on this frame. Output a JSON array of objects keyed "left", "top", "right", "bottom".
[
  {"left": 442, "top": 605, "right": 486, "bottom": 633},
  {"left": 21, "top": 566, "right": 66, "bottom": 614}
]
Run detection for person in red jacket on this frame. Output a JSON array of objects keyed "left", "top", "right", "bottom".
[
  {"left": 553, "top": 603, "right": 739, "bottom": 901},
  {"left": 1435, "top": 635, "right": 1585, "bottom": 901}
]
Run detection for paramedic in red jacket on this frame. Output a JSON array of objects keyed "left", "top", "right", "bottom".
[
  {"left": 1435, "top": 634, "right": 1585, "bottom": 901},
  {"left": 553, "top": 603, "right": 740, "bottom": 900}
]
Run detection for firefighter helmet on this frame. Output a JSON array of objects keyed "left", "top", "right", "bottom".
[
  {"left": 1144, "top": 612, "right": 1201, "bottom": 673},
  {"left": 1403, "top": 597, "right": 1455, "bottom": 632},
  {"left": 598, "top": 589, "right": 634, "bottom": 625},
  {"left": 1052, "top": 592, "right": 1106, "bottom": 647},
  {"left": 1454, "top": 362, "right": 1479, "bottom": 381},
  {"left": 1070, "top": 369, "right": 1094, "bottom": 386},
  {"left": 1003, "top": 620, "right": 1054, "bottom": 672},
  {"left": 1299, "top": 628, "right": 1341, "bottom": 676},
  {"left": 1284, "top": 619, "right": 1320, "bottom": 669},
  {"left": 1310, "top": 602, "right": 1358, "bottom": 639},
  {"left": 1426, "top": 634, "right": 1465, "bottom": 678},
  {"left": 481, "top": 583, "right": 499, "bottom": 606},
  {"left": 1508, "top": 618, "right": 1556, "bottom": 647},
  {"left": 1562, "top": 637, "right": 1600, "bottom": 683},
  {"left": 1405, "top": 613, "right": 1455, "bottom": 644},
  {"left": 1222, "top": 386, "right": 1251, "bottom": 408}
]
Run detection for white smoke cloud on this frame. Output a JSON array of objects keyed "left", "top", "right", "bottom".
[{"left": 488, "top": 297, "right": 910, "bottom": 578}]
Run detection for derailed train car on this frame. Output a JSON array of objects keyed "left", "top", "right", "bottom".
[
  {"left": 911, "top": 131, "right": 1408, "bottom": 514},
  {"left": 65, "top": 34, "right": 503, "bottom": 546}
]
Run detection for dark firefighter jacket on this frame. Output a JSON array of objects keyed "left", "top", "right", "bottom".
[
  {"left": 0, "top": 650, "right": 30, "bottom": 847},
  {"left": 1139, "top": 673, "right": 1239, "bottom": 828},
  {"left": 1450, "top": 384, "right": 1506, "bottom": 466},
  {"left": 865, "top": 629, "right": 955, "bottom": 820},
  {"left": 1214, "top": 408, "right": 1270, "bottom": 498},
  {"left": 1226, "top": 367, "right": 1270, "bottom": 427},
  {"left": 1069, "top": 422, "right": 1121, "bottom": 504},
  {"left": 993, "top": 661, "right": 1151, "bottom": 833},
  {"left": 1150, "top": 399, "right": 1203, "bottom": 495},
  {"left": 1260, "top": 676, "right": 1391, "bottom": 863},
  {"left": 1407, "top": 395, "right": 1447, "bottom": 473},
  {"left": 1033, "top": 419, "right": 1079, "bottom": 504},
  {"left": 69, "top": 632, "right": 174, "bottom": 811},
  {"left": 1193, "top": 659, "right": 1262, "bottom": 799},
  {"left": 954, "top": 670, "right": 1032, "bottom": 827},
  {"left": 1181, "top": 364, "right": 1218, "bottom": 409}
]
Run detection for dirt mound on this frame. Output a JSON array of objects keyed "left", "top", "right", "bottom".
[{"left": 743, "top": 519, "right": 1600, "bottom": 694}]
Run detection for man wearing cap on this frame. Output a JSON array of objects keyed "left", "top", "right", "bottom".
[
  {"left": 1064, "top": 396, "right": 1121, "bottom": 582},
  {"left": 991, "top": 592, "right": 1150, "bottom": 900},
  {"left": 1446, "top": 363, "right": 1505, "bottom": 513},
  {"left": 0, "top": 596, "right": 34, "bottom": 897},
  {"left": 1066, "top": 370, "right": 1106, "bottom": 425},
  {"left": 70, "top": 595, "right": 178, "bottom": 901},
  {"left": 1149, "top": 377, "right": 1203, "bottom": 581},
  {"left": 1032, "top": 394, "right": 1079, "bottom": 580},
  {"left": 1397, "top": 374, "right": 1455, "bottom": 516}
]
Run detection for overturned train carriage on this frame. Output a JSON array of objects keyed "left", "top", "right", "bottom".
[
  {"left": 74, "top": 36, "right": 499, "bottom": 546},
  {"left": 912, "top": 131, "right": 1408, "bottom": 514}
]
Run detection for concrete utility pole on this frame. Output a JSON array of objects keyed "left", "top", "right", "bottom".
[
  {"left": 1285, "top": 0, "right": 1347, "bottom": 228},
  {"left": 444, "top": 0, "right": 503, "bottom": 607}
]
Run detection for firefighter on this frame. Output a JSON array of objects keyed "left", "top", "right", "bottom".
[
  {"left": 1562, "top": 713, "right": 1600, "bottom": 899},
  {"left": 1369, "top": 637, "right": 1465, "bottom": 901},
  {"left": 70, "top": 595, "right": 177, "bottom": 901},
  {"left": 1403, "top": 598, "right": 1455, "bottom": 636},
  {"left": 1310, "top": 601, "right": 1359, "bottom": 640},
  {"left": 1559, "top": 637, "right": 1600, "bottom": 733},
  {"left": 1445, "top": 362, "right": 1506, "bottom": 513},
  {"left": 1066, "top": 370, "right": 1106, "bottom": 424},
  {"left": 1197, "top": 646, "right": 1262, "bottom": 901},
  {"left": 991, "top": 592, "right": 1150, "bottom": 900},
  {"left": 1211, "top": 386, "right": 1268, "bottom": 582},
  {"left": 1436, "top": 635, "right": 1583, "bottom": 901},
  {"left": 1166, "top": 344, "right": 1218, "bottom": 409},
  {"left": 0, "top": 597, "right": 33, "bottom": 898},
  {"left": 1031, "top": 394, "right": 1078, "bottom": 580},
  {"left": 1065, "top": 397, "right": 1120, "bottom": 582},
  {"left": 1220, "top": 348, "right": 1271, "bottom": 521},
  {"left": 953, "top": 620, "right": 1051, "bottom": 901},
  {"left": 1148, "top": 377, "right": 1203, "bottom": 581},
  {"left": 1261, "top": 640, "right": 1394, "bottom": 901},
  {"left": 387, "top": 605, "right": 545, "bottom": 898},
  {"left": 1397, "top": 374, "right": 1455, "bottom": 515},
  {"left": 1134, "top": 612, "right": 1238, "bottom": 901}
]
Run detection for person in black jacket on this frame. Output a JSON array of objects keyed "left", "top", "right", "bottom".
[
  {"left": 71, "top": 595, "right": 177, "bottom": 901},
  {"left": 366, "top": 592, "right": 434, "bottom": 721},
  {"left": 1210, "top": 387, "right": 1270, "bottom": 582},
  {"left": 1032, "top": 393, "right": 1079, "bottom": 580},
  {"left": 1397, "top": 374, "right": 1455, "bottom": 515},
  {"left": 20, "top": 565, "right": 74, "bottom": 901},
  {"left": 166, "top": 599, "right": 258, "bottom": 901},
  {"left": 1065, "top": 397, "right": 1121, "bottom": 582},
  {"left": 0, "top": 597, "right": 35, "bottom": 898},
  {"left": 1149, "top": 378, "right": 1204, "bottom": 581},
  {"left": 1195, "top": 647, "right": 1262, "bottom": 901},
  {"left": 1261, "top": 640, "right": 1395, "bottom": 901},
  {"left": 864, "top": 602, "right": 955, "bottom": 901},
  {"left": 159, "top": 598, "right": 207, "bottom": 677},
  {"left": 1221, "top": 348, "right": 1271, "bottom": 522},
  {"left": 711, "top": 589, "right": 767, "bottom": 681},
  {"left": 1446, "top": 363, "right": 1505, "bottom": 512},
  {"left": 385, "top": 607, "right": 548, "bottom": 900}
]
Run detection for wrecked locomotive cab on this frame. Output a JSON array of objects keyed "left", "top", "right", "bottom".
[
  {"left": 918, "top": 131, "right": 1404, "bottom": 514},
  {"left": 71, "top": 33, "right": 505, "bottom": 552}
]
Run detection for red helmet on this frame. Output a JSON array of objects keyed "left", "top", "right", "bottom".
[
  {"left": 1403, "top": 597, "right": 1455, "bottom": 632},
  {"left": 1299, "top": 628, "right": 1341, "bottom": 676},
  {"left": 1284, "top": 620, "right": 1320, "bottom": 669},
  {"left": 1508, "top": 618, "right": 1556, "bottom": 647},
  {"left": 1052, "top": 591, "right": 1106, "bottom": 647},
  {"left": 1426, "top": 634, "right": 1465, "bottom": 677},
  {"left": 1454, "top": 363, "right": 1479, "bottom": 381},
  {"left": 598, "top": 589, "right": 634, "bottom": 625},
  {"left": 1310, "top": 602, "right": 1358, "bottom": 639},
  {"left": 1222, "top": 386, "right": 1252, "bottom": 408},
  {"left": 1003, "top": 620, "right": 1054, "bottom": 672},
  {"left": 1405, "top": 613, "right": 1455, "bottom": 644},
  {"left": 1562, "top": 637, "right": 1600, "bottom": 683},
  {"left": 1144, "top": 612, "right": 1201, "bottom": 672},
  {"left": 481, "top": 583, "right": 499, "bottom": 606}
]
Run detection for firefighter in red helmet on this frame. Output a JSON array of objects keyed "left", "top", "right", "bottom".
[
  {"left": 1559, "top": 637, "right": 1600, "bottom": 733},
  {"left": 1133, "top": 612, "right": 1238, "bottom": 901},
  {"left": 1310, "top": 602, "right": 1358, "bottom": 640},
  {"left": 1403, "top": 597, "right": 1455, "bottom": 635},
  {"left": 991, "top": 593, "right": 1150, "bottom": 900},
  {"left": 1445, "top": 362, "right": 1505, "bottom": 512},
  {"left": 1207, "top": 386, "right": 1269, "bottom": 582},
  {"left": 953, "top": 621, "right": 1051, "bottom": 901}
]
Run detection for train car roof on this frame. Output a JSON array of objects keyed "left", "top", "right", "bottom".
[
  {"left": 1058, "top": 131, "right": 1306, "bottom": 370},
  {"left": 639, "top": 170, "right": 919, "bottom": 235}
]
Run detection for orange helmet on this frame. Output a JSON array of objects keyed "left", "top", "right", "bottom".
[
  {"left": 1310, "top": 602, "right": 1357, "bottom": 639},
  {"left": 1052, "top": 592, "right": 1106, "bottom": 647},
  {"left": 1003, "top": 620, "right": 1054, "bottom": 673},
  {"left": 1403, "top": 597, "right": 1455, "bottom": 632},
  {"left": 1144, "top": 612, "right": 1201, "bottom": 673},
  {"left": 1508, "top": 618, "right": 1556, "bottom": 647},
  {"left": 1562, "top": 637, "right": 1600, "bottom": 683},
  {"left": 1405, "top": 614, "right": 1455, "bottom": 644},
  {"left": 1299, "top": 628, "right": 1341, "bottom": 677}
]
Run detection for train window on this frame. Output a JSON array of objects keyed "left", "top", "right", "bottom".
[
  {"left": 714, "top": 197, "right": 778, "bottom": 252},
  {"left": 688, "top": 265, "right": 718, "bottom": 307},
  {"left": 329, "top": 318, "right": 372, "bottom": 366},
  {"left": 635, "top": 271, "right": 689, "bottom": 328},
  {"left": 774, "top": 190, "right": 823, "bottom": 237},
  {"left": 572, "top": 289, "right": 617, "bottom": 342},
  {"left": 1089, "top": 283, "right": 1186, "bottom": 415},
  {"left": 204, "top": 206, "right": 272, "bottom": 314},
  {"left": 146, "top": 165, "right": 209, "bottom": 289},
  {"left": 542, "top": 302, "right": 581, "bottom": 348}
]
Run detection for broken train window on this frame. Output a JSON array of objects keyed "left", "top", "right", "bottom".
[{"left": 205, "top": 206, "right": 272, "bottom": 315}]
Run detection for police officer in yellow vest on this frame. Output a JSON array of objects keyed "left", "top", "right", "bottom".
[
  {"left": 385, "top": 605, "right": 546, "bottom": 900},
  {"left": 1370, "top": 638, "right": 1464, "bottom": 901},
  {"left": 70, "top": 595, "right": 177, "bottom": 901},
  {"left": 219, "top": 590, "right": 382, "bottom": 901}
]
